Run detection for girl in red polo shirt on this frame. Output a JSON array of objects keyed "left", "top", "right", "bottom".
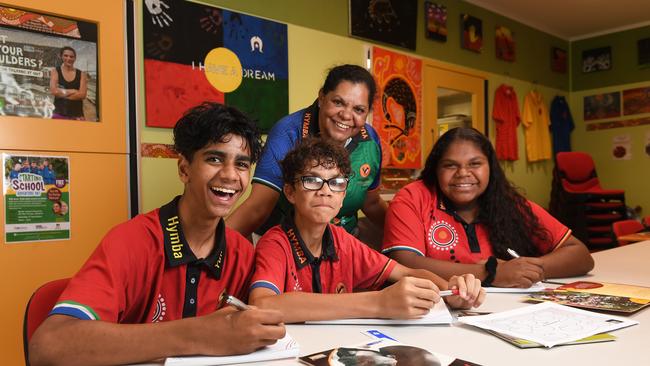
[{"left": 382, "top": 127, "right": 594, "bottom": 288}]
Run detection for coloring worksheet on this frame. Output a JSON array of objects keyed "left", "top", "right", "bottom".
[{"left": 458, "top": 302, "right": 638, "bottom": 347}]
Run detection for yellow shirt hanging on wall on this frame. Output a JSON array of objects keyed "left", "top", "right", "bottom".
[{"left": 522, "top": 91, "right": 552, "bottom": 162}]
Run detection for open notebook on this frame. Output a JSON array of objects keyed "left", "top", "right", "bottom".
[
  {"left": 458, "top": 302, "right": 638, "bottom": 348},
  {"left": 164, "top": 334, "right": 299, "bottom": 366},
  {"left": 305, "top": 298, "right": 453, "bottom": 325}
]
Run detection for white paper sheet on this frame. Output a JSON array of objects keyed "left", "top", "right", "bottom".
[
  {"left": 458, "top": 302, "right": 638, "bottom": 347},
  {"left": 305, "top": 299, "right": 453, "bottom": 325},
  {"left": 164, "top": 334, "right": 299, "bottom": 366},
  {"left": 484, "top": 282, "right": 547, "bottom": 293}
]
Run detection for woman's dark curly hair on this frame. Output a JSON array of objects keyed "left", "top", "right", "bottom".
[
  {"left": 173, "top": 102, "right": 262, "bottom": 163},
  {"left": 281, "top": 137, "right": 351, "bottom": 186},
  {"left": 419, "top": 127, "right": 549, "bottom": 259},
  {"left": 321, "top": 64, "right": 377, "bottom": 107}
]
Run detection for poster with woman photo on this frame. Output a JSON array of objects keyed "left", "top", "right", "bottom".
[
  {"left": 3, "top": 153, "right": 70, "bottom": 243},
  {"left": 0, "top": 5, "right": 99, "bottom": 121}
]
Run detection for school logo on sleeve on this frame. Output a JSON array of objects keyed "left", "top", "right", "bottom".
[
  {"left": 335, "top": 282, "right": 347, "bottom": 293},
  {"left": 359, "top": 163, "right": 371, "bottom": 178},
  {"left": 427, "top": 220, "right": 458, "bottom": 251}
]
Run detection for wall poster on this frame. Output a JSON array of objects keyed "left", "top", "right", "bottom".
[
  {"left": 460, "top": 14, "right": 482, "bottom": 53},
  {"left": 623, "top": 86, "right": 650, "bottom": 115},
  {"left": 3, "top": 153, "right": 70, "bottom": 243},
  {"left": 0, "top": 5, "right": 99, "bottom": 121},
  {"left": 372, "top": 46, "right": 422, "bottom": 169},
  {"left": 583, "top": 92, "right": 620, "bottom": 121},
  {"left": 495, "top": 25, "right": 515, "bottom": 62},
  {"left": 143, "top": 0, "right": 288, "bottom": 132},
  {"left": 582, "top": 46, "right": 612, "bottom": 73},
  {"left": 424, "top": 2, "right": 447, "bottom": 42},
  {"left": 611, "top": 134, "right": 631, "bottom": 160},
  {"left": 349, "top": 0, "right": 417, "bottom": 50}
]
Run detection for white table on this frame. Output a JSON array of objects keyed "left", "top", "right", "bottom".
[{"left": 145, "top": 241, "right": 650, "bottom": 365}]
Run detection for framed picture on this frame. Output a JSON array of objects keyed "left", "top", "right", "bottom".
[
  {"left": 495, "top": 25, "right": 515, "bottom": 62},
  {"left": 424, "top": 2, "right": 447, "bottom": 42},
  {"left": 349, "top": 0, "right": 417, "bottom": 50},
  {"left": 638, "top": 38, "right": 650, "bottom": 67},
  {"left": 582, "top": 46, "right": 611, "bottom": 73},
  {"left": 551, "top": 47, "right": 567, "bottom": 73},
  {"left": 371, "top": 46, "right": 422, "bottom": 169},
  {"left": 0, "top": 4, "right": 99, "bottom": 121},
  {"left": 623, "top": 87, "right": 650, "bottom": 115},
  {"left": 460, "top": 14, "right": 482, "bottom": 53},
  {"left": 142, "top": 0, "right": 288, "bottom": 131},
  {"left": 584, "top": 92, "right": 620, "bottom": 121}
]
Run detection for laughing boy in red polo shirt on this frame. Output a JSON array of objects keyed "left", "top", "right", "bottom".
[
  {"left": 249, "top": 138, "right": 485, "bottom": 323},
  {"left": 29, "top": 103, "right": 286, "bottom": 366}
]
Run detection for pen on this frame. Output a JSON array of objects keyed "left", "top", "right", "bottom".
[
  {"left": 506, "top": 248, "right": 520, "bottom": 259},
  {"left": 439, "top": 289, "right": 460, "bottom": 297},
  {"left": 221, "top": 293, "right": 251, "bottom": 311}
]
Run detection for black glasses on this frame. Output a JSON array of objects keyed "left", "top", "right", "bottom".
[{"left": 299, "top": 176, "right": 348, "bottom": 192}]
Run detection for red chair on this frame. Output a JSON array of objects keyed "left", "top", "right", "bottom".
[
  {"left": 643, "top": 216, "right": 650, "bottom": 228},
  {"left": 613, "top": 220, "right": 646, "bottom": 246},
  {"left": 549, "top": 152, "right": 626, "bottom": 250},
  {"left": 23, "top": 278, "right": 70, "bottom": 366}
]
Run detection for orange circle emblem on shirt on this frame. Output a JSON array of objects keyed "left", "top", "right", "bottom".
[
  {"left": 359, "top": 163, "right": 371, "bottom": 178},
  {"left": 428, "top": 220, "right": 458, "bottom": 251}
]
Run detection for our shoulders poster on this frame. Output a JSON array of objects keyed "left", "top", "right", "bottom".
[
  {"left": 0, "top": 5, "right": 99, "bottom": 121},
  {"left": 3, "top": 154, "right": 70, "bottom": 243},
  {"left": 143, "top": 0, "right": 288, "bottom": 132}
]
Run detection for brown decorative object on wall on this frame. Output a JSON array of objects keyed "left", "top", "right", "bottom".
[
  {"left": 551, "top": 47, "right": 567, "bottom": 73},
  {"left": 586, "top": 117, "right": 650, "bottom": 131},
  {"left": 141, "top": 143, "right": 178, "bottom": 158}
]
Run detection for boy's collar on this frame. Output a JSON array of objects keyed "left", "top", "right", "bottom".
[
  {"left": 281, "top": 213, "right": 338, "bottom": 269},
  {"left": 159, "top": 196, "right": 227, "bottom": 278}
]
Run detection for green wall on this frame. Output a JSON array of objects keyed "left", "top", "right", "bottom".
[
  {"left": 569, "top": 26, "right": 650, "bottom": 216},
  {"left": 572, "top": 25, "right": 650, "bottom": 91},
  {"left": 142, "top": 0, "right": 650, "bottom": 213},
  {"left": 205, "top": 0, "right": 569, "bottom": 90},
  {"left": 570, "top": 82, "right": 650, "bottom": 216}
]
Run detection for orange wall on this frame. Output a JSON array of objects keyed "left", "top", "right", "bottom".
[{"left": 0, "top": 1, "right": 128, "bottom": 365}]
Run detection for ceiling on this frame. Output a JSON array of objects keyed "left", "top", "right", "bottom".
[{"left": 464, "top": 0, "right": 650, "bottom": 40}]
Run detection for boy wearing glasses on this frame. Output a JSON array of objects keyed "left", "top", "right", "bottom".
[{"left": 249, "top": 138, "right": 485, "bottom": 323}]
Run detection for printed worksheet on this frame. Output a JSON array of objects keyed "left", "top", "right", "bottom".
[{"left": 458, "top": 302, "right": 637, "bottom": 347}]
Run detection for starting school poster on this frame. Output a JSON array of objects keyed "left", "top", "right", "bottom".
[{"left": 3, "top": 153, "right": 70, "bottom": 243}]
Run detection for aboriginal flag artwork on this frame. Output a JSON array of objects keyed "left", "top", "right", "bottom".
[
  {"left": 143, "top": 0, "right": 288, "bottom": 131},
  {"left": 371, "top": 47, "right": 422, "bottom": 169}
]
